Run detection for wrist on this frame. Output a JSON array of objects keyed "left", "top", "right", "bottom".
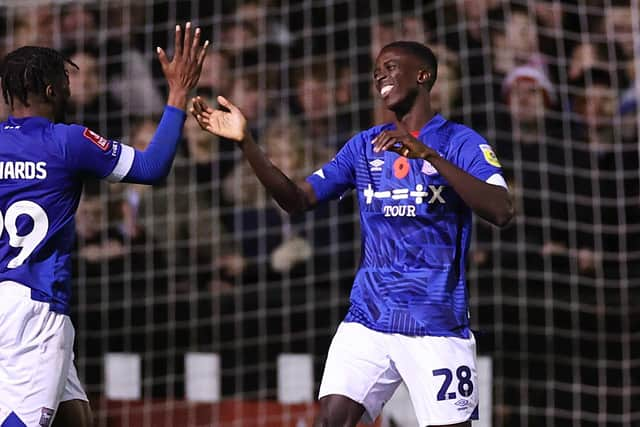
[
  {"left": 238, "top": 131, "right": 254, "bottom": 148},
  {"left": 421, "top": 149, "right": 440, "bottom": 161},
  {"left": 166, "top": 87, "right": 189, "bottom": 111}
]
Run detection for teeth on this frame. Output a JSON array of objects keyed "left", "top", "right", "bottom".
[{"left": 380, "top": 85, "right": 393, "bottom": 96}]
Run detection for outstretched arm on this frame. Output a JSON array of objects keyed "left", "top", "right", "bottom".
[
  {"left": 123, "top": 22, "right": 209, "bottom": 184},
  {"left": 372, "top": 122, "right": 514, "bottom": 227},
  {"left": 191, "top": 96, "right": 317, "bottom": 214}
]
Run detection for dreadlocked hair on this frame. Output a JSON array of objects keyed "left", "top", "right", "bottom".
[{"left": 0, "top": 46, "right": 78, "bottom": 108}]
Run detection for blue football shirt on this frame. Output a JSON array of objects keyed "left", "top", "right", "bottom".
[
  {"left": 306, "top": 114, "right": 504, "bottom": 337},
  {"left": 0, "top": 116, "right": 135, "bottom": 314}
]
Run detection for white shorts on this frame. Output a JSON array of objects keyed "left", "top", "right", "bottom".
[
  {"left": 318, "top": 322, "right": 479, "bottom": 426},
  {"left": 0, "top": 281, "right": 88, "bottom": 427}
]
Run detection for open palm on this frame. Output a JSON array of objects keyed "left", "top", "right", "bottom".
[{"left": 191, "top": 96, "right": 247, "bottom": 142}]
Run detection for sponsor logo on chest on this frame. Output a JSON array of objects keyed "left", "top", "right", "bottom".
[{"left": 363, "top": 184, "right": 446, "bottom": 217}]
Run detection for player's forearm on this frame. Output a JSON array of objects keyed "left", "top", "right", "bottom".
[
  {"left": 123, "top": 106, "right": 186, "bottom": 184},
  {"left": 428, "top": 155, "right": 514, "bottom": 227},
  {"left": 238, "top": 135, "right": 312, "bottom": 215}
]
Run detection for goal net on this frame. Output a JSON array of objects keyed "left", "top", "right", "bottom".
[{"left": 0, "top": 0, "right": 638, "bottom": 426}]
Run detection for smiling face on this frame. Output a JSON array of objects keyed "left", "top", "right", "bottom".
[{"left": 373, "top": 46, "right": 430, "bottom": 113}]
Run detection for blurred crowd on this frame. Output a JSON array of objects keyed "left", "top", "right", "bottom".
[{"left": 1, "top": 0, "right": 638, "bottom": 426}]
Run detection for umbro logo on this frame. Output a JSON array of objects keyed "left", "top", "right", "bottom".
[{"left": 369, "top": 159, "right": 384, "bottom": 171}]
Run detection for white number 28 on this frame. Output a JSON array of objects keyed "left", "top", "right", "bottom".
[{"left": 1, "top": 200, "right": 49, "bottom": 268}]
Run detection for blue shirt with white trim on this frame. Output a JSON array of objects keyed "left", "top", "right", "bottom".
[
  {"left": 306, "top": 114, "right": 504, "bottom": 337},
  {"left": 0, "top": 116, "right": 134, "bottom": 314},
  {"left": 0, "top": 106, "right": 184, "bottom": 314}
]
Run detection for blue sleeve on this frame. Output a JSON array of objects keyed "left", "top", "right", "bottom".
[
  {"left": 305, "top": 133, "right": 360, "bottom": 202},
  {"left": 449, "top": 129, "right": 503, "bottom": 182},
  {"left": 61, "top": 124, "right": 124, "bottom": 179},
  {"left": 61, "top": 106, "right": 186, "bottom": 184},
  {"left": 122, "top": 106, "right": 186, "bottom": 184}
]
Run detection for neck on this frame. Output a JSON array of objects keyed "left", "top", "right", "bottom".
[
  {"left": 394, "top": 94, "right": 434, "bottom": 131},
  {"left": 10, "top": 99, "right": 56, "bottom": 121}
]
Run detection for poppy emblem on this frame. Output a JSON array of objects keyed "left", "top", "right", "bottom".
[{"left": 393, "top": 156, "right": 410, "bottom": 179}]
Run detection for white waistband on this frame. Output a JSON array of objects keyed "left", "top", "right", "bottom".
[{"left": 0, "top": 280, "right": 32, "bottom": 297}]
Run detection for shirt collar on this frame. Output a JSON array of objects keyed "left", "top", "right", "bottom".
[{"left": 415, "top": 113, "right": 446, "bottom": 137}]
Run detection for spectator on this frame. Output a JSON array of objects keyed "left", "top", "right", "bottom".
[
  {"left": 72, "top": 182, "right": 128, "bottom": 395},
  {"left": 601, "top": 2, "right": 636, "bottom": 60},
  {"left": 219, "top": 114, "right": 356, "bottom": 395},
  {"left": 570, "top": 68, "right": 619, "bottom": 148},
  {"left": 3, "top": 5, "right": 55, "bottom": 51},
  {"left": 103, "top": 1, "right": 165, "bottom": 115},
  {"left": 59, "top": 3, "right": 99, "bottom": 45},
  {"left": 499, "top": 64, "right": 568, "bottom": 271},
  {"left": 229, "top": 68, "right": 264, "bottom": 139},
  {"left": 370, "top": 14, "right": 430, "bottom": 63},
  {"left": 123, "top": 114, "right": 238, "bottom": 289},
  {"left": 292, "top": 61, "right": 355, "bottom": 149},
  {"left": 199, "top": 49, "right": 234, "bottom": 97},
  {"left": 568, "top": 38, "right": 629, "bottom": 86},
  {"left": 59, "top": 2, "right": 164, "bottom": 116},
  {"left": 488, "top": 2, "right": 545, "bottom": 77},
  {"left": 64, "top": 44, "right": 124, "bottom": 139},
  {"left": 219, "top": 0, "right": 290, "bottom": 59},
  {"left": 429, "top": 43, "right": 463, "bottom": 121},
  {"left": 437, "top": 0, "right": 499, "bottom": 127},
  {"left": 569, "top": 68, "right": 639, "bottom": 277}
]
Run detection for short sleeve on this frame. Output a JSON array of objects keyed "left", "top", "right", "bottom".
[
  {"left": 305, "top": 133, "right": 360, "bottom": 202},
  {"left": 61, "top": 124, "right": 135, "bottom": 181},
  {"left": 450, "top": 129, "right": 503, "bottom": 183}
]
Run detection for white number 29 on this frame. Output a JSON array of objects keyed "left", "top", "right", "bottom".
[{"left": 0, "top": 200, "right": 49, "bottom": 269}]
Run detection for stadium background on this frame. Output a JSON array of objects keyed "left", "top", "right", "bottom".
[{"left": 1, "top": 0, "right": 639, "bottom": 425}]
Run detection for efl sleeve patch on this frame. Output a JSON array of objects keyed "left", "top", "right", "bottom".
[
  {"left": 82, "top": 128, "right": 111, "bottom": 151},
  {"left": 479, "top": 144, "right": 501, "bottom": 167}
]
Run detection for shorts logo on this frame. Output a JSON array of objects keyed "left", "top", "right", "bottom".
[
  {"left": 479, "top": 144, "right": 501, "bottom": 167},
  {"left": 455, "top": 399, "right": 469, "bottom": 407},
  {"left": 83, "top": 128, "right": 110, "bottom": 151},
  {"left": 393, "top": 157, "right": 410, "bottom": 179},
  {"left": 39, "top": 408, "right": 55, "bottom": 427}
]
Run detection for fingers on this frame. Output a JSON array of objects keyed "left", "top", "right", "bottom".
[
  {"left": 191, "top": 26, "right": 201, "bottom": 61},
  {"left": 169, "top": 22, "right": 209, "bottom": 66},
  {"left": 182, "top": 22, "right": 192, "bottom": 60},
  {"left": 192, "top": 96, "right": 213, "bottom": 113},
  {"left": 174, "top": 24, "right": 183, "bottom": 59},
  {"left": 191, "top": 97, "right": 206, "bottom": 116},
  {"left": 191, "top": 97, "right": 203, "bottom": 115},
  {"left": 190, "top": 109, "right": 207, "bottom": 129},
  {"left": 372, "top": 130, "right": 404, "bottom": 153},
  {"left": 156, "top": 47, "right": 169, "bottom": 70},
  {"left": 217, "top": 96, "right": 238, "bottom": 113},
  {"left": 197, "top": 39, "right": 210, "bottom": 67},
  {"left": 190, "top": 96, "right": 215, "bottom": 129}
]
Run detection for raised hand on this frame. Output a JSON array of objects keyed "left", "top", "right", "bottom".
[
  {"left": 191, "top": 95, "right": 248, "bottom": 143},
  {"left": 371, "top": 120, "right": 438, "bottom": 160},
  {"left": 157, "top": 22, "right": 209, "bottom": 110}
]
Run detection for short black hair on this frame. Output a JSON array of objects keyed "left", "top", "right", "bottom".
[
  {"left": 0, "top": 46, "right": 77, "bottom": 108},
  {"left": 381, "top": 41, "right": 438, "bottom": 90},
  {"left": 571, "top": 67, "right": 613, "bottom": 90}
]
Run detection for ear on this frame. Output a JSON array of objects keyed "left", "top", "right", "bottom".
[
  {"left": 45, "top": 84, "right": 56, "bottom": 101},
  {"left": 417, "top": 69, "right": 430, "bottom": 85}
]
